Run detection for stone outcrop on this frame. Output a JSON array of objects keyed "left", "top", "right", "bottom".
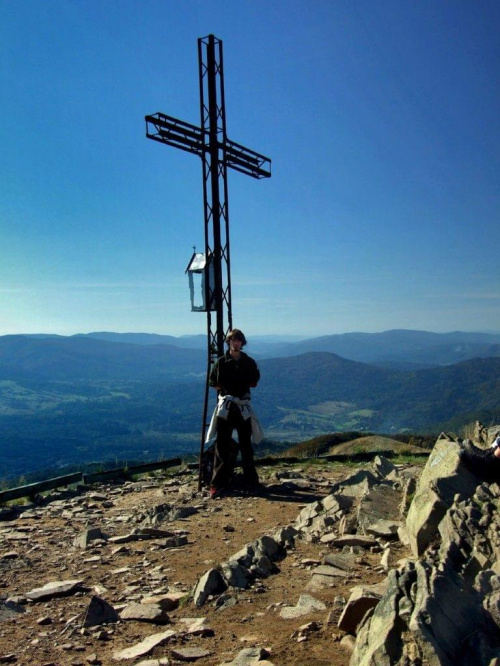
[
  {"left": 190, "top": 453, "right": 408, "bottom": 613},
  {"left": 294, "top": 462, "right": 401, "bottom": 545},
  {"left": 406, "top": 433, "right": 479, "bottom": 556},
  {"left": 349, "top": 427, "right": 500, "bottom": 666}
]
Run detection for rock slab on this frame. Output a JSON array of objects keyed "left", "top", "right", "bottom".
[
  {"left": 112, "top": 630, "right": 177, "bottom": 661},
  {"left": 25, "top": 579, "right": 85, "bottom": 601}
]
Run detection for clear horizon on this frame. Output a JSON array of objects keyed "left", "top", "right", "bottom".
[
  {"left": 2, "top": 327, "right": 500, "bottom": 340},
  {"left": 1, "top": 1, "right": 499, "bottom": 338}
]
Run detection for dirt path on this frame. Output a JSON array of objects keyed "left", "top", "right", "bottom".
[{"left": 0, "top": 462, "right": 405, "bottom": 665}]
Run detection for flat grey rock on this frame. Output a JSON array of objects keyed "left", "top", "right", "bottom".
[
  {"left": 221, "top": 646, "right": 271, "bottom": 665},
  {"left": 306, "top": 574, "right": 339, "bottom": 591},
  {"left": 357, "top": 484, "right": 402, "bottom": 535},
  {"left": 74, "top": 527, "right": 106, "bottom": 549},
  {"left": 26, "top": 579, "right": 85, "bottom": 601},
  {"left": 138, "top": 527, "right": 175, "bottom": 538},
  {"left": 120, "top": 601, "right": 170, "bottom": 624},
  {"left": 365, "top": 519, "right": 401, "bottom": 539},
  {"left": 140, "top": 592, "right": 184, "bottom": 611},
  {"left": 310, "top": 564, "right": 349, "bottom": 578},
  {"left": 156, "top": 534, "right": 189, "bottom": 548},
  {"left": 279, "top": 593, "right": 326, "bottom": 619},
  {"left": 324, "top": 552, "right": 356, "bottom": 571},
  {"left": 178, "top": 617, "right": 214, "bottom": 636},
  {"left": 112, "top": 630, "right": 177, "bottom": 660},
  {"left": 108, "top": 534, "right": 139, "bottom": 544},
  {"left": 331, "top": 535, "right": 378, "bottom": 549},
  {"left": 170, "top": 646, "right": 211, "bottom": 661}
]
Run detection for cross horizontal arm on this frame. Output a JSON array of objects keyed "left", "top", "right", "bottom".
[
  {"left": 145, "top": 113, "right": 271, "bottom": 179},
  {"left": 225, "top": 139, "right": 271, "bottom": 179},
  {"left": 145, "top": 112, "right": 204, "bottom": 157}
]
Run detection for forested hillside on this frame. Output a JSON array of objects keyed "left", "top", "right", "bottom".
[{"left": 0, "top": 334, "right": 499, "bottom": 478}]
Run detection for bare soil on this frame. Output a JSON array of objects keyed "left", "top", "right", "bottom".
[{"left": 0, "top": 461, "right": 413, "bottom": 666}]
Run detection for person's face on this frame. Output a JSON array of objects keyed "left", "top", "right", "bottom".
[{"left": 229, "top": 337, "right": 243, "bottom": 352}]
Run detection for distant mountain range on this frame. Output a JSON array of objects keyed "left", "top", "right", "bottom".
[
  {"left": 38, "top": 329, "right": 500, "bottom": 367},
  {"left": 267, "top": 329, "right": 500, "bottom": 367},
  {"left": 0, "top": 330, "right": 499, "bottom": 479},
  {"left": 0, "top": 334, "right": 206, "bottom": 381}
]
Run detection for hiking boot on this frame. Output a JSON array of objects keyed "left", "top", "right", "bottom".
[
  {"left": 248, "top": 482, "right": 265, "bottom": 495},
  {"left": 239, "top": 479, "right": 265, "bottom": 495},
  {"left": 210, "top": 486, "right": 223, "bottom": 500}
]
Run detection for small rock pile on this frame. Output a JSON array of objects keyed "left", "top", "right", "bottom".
[
  {"left": 190, "top": 452, "right": 416, "bottom": 660},
  {"left": 192, "top": 532, "right": 294, "bottom": 608}
]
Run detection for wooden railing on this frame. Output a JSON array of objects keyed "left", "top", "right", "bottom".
[{"left": 0, "top": 458, "right": 182, "bottom": 504}]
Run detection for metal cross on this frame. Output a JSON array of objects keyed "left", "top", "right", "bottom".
[{"left": 145, "top": 34, "right": 271, "bottom": 484}]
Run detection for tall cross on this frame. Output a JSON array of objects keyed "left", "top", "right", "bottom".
[{"left": 145, "top": 35, "right": 271, "bottom": 483}]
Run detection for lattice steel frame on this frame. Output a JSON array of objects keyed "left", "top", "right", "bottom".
[{"left": 198, "top": 35, "right": 232, "bottom": 365}]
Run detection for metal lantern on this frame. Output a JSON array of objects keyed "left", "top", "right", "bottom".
[{"left": 185, "top": 250, "right": 215, "bottom": 312}]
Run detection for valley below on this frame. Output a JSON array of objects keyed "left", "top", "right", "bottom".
[{"left": 0, "top": 330, "right": 499, "bottom": 480}]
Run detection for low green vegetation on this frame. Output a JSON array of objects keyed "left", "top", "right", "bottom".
[{"left": 279, "top": 431, "right": 435, "bottom": 459}]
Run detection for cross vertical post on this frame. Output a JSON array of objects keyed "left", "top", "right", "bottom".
[
  {"left": 198, "top": 35, "right": 230, "bottom": 361},
  {"left": 145, "top": 35, "right": 271, "bottom": 489}
]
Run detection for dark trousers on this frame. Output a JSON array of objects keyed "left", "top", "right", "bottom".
[{"left": 211, "top": 407, "right": 259, "bottom": 489}]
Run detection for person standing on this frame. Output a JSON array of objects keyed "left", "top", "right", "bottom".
[{"left": 208, "top": 329, "right": 262, "bottom": 498}]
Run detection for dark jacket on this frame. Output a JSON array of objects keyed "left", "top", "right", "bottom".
[{"left": 209, "top": 351, "right": 260, "bottom": 398}]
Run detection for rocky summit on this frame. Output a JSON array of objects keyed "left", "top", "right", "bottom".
[{"left": 1, "top": 428, "right": 500, "bottom": 665}]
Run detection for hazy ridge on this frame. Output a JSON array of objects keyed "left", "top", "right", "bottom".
[{"left": 0, "top": 330, "right": 499, "bottom": 479}]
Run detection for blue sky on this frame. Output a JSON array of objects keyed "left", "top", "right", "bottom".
[{"left": 1, "top": 0, "right": 499, "bottom": 338}]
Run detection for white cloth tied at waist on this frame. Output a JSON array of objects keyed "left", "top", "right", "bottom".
[{"left": 206, "top": 394, "right": 264, "bottom": 445}]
